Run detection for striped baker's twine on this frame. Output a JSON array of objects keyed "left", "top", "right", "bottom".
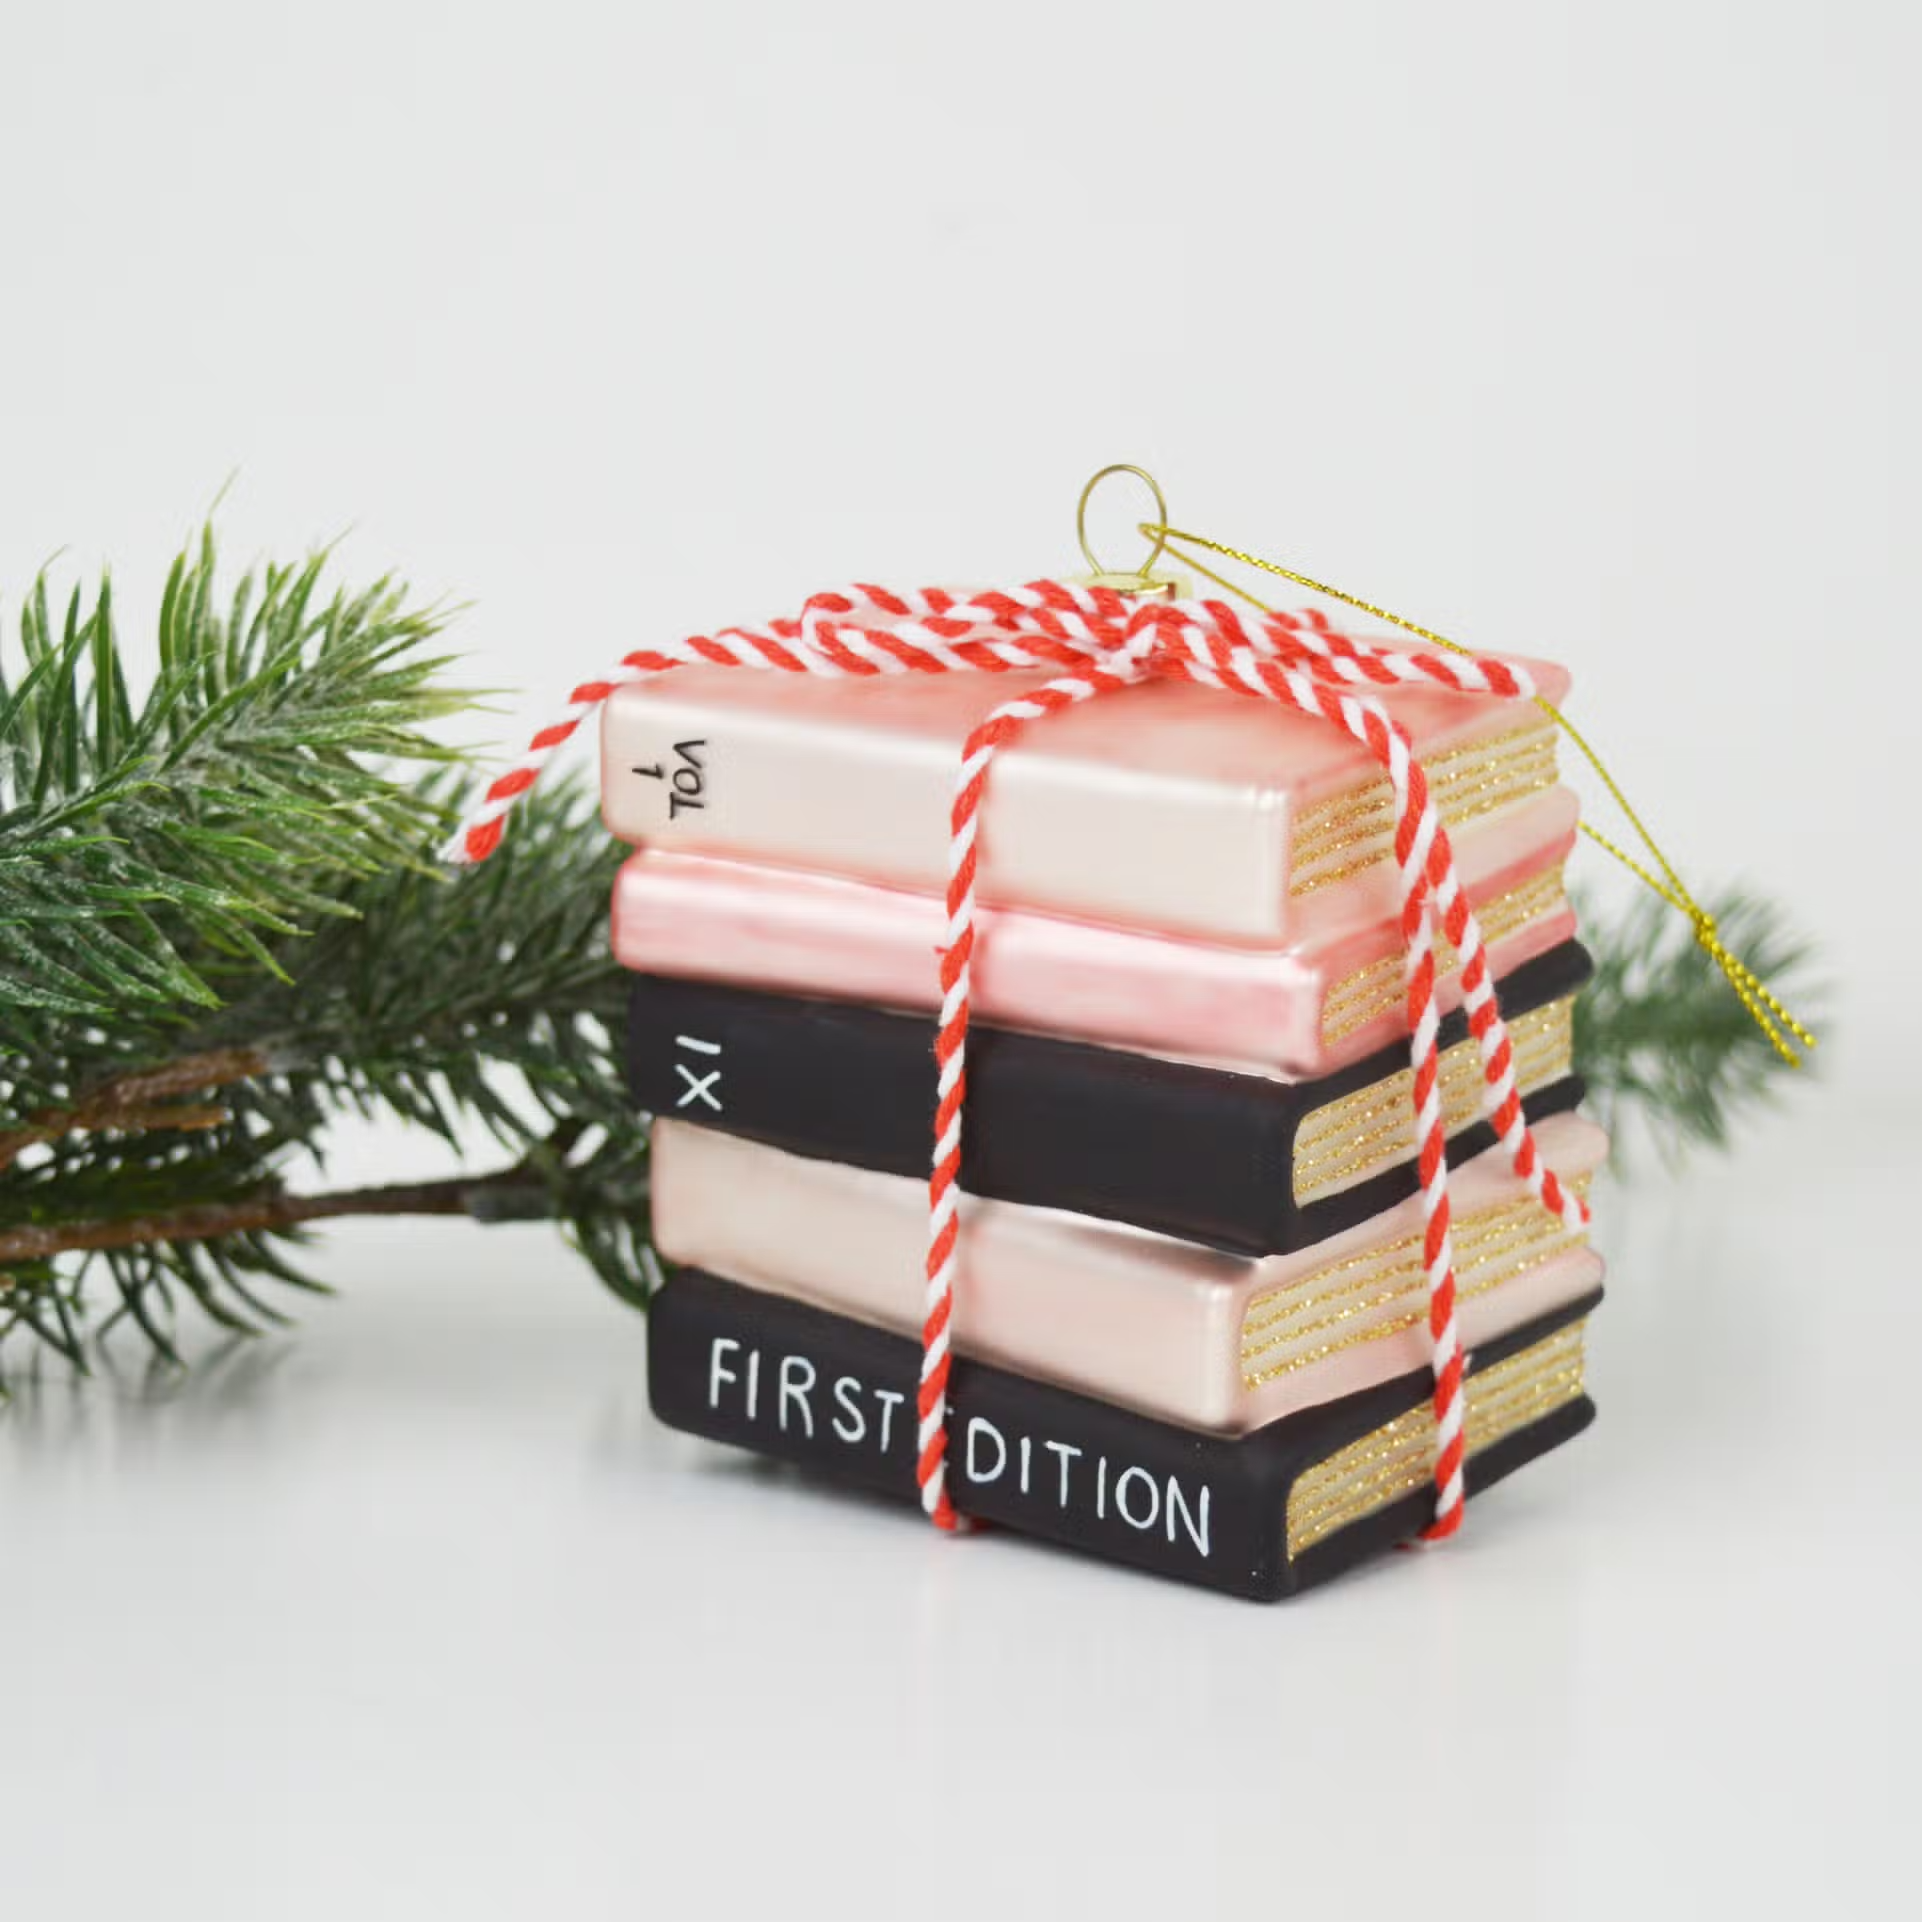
[
  {"left": 449, "top": 590, "right": 1109, "bottom": 863},
  {"left": 450, "top": 583, "right": 1587, "bottom": 1539},
  {"left": 1148, "top": 603, "right": 1586, "bottom": 1532}
]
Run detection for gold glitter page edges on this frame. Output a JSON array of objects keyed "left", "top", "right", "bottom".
[
  {"left": 1320, "top": 865, "right": 1569, "bottom": 1047},
  {"left": 1289, "top": 721, "right": 1559, "bottom": 897},
  {"left": 1239, "top": 1175, "right": 1594, "bottom": 1387},
  {"left": 1292, "top": 1000, "right": 1575, "bottom": 1203},
  {"left": 1285, "top": 1321, "right": 1588, "bottom": 1556}
]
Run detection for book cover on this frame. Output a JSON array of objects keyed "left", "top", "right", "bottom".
[
  {"left": 609, "top": 798, "right": 1578, "bottom": 1079},
  {"left": 627, "top": 941, "right": 1591, "bottom": 1253},
  {"left": 601, "top": 662, "right": 1571, "bottom": 941},
  {"left": 648, "top": 1268, "right": 1601, "bottom": 1600}
]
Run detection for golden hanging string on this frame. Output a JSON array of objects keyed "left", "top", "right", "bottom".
[{"left": 1071, "top": 472, "right": 1815, "bottom": 1067}]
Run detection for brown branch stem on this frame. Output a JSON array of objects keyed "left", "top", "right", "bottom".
[
  {"left": 0, "top": 1047, "right": 272, "bottom": 1172},
  {"left": 0, "top": 1164, "right": 549, "bottom": 1267}
]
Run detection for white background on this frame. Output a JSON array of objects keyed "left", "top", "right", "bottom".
[{"left": 2, "top": 4, "right": 1917, "bottom": 1918}]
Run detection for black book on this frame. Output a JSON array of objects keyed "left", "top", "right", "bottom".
[
  {"left": 650, "top": 1268, "right": 1601, "bottom": 1602},
  {"left": 627, "top": 942, "right": 1591, "bottom": 1255}
]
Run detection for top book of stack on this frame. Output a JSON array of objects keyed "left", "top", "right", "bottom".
[{"left": 601, "top": 660, "right": 1571, "bottom": 942}]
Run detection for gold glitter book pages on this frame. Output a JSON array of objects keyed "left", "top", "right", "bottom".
[
  {"left": 1292, "top": 994, "right": 1575, "bottom": 1203},
  {"left": 1286, "top": 1317, "right": 1590, "bottom": 1557}
]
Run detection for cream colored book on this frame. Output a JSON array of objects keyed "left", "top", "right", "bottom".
[{"left": 601, "top": 657, "right": 1570, "bottom": 941}]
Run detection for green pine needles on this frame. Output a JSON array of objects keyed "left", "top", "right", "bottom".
[
  {"left": 1, "top": 534, "right": 647, "bottom": 1385},
  {"left": 1571, "top": 882, "right": 1824, "bottom": 1158},
  {"left": 1, "top": 533, "right": 466, "bottom": 1025},
  {"left": 0, "top": 530, "right": 1824, "bottom": 1390}
]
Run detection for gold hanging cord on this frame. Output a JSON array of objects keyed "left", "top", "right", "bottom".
[{"left": 1087, "top": 486, "right": 1813, "bottom": 1066}]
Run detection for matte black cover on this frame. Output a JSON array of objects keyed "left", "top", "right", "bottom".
[
  {"left": 649, "top": 1268, "right": 1601, "bottom": 1602},
  {"left": 627, "top": 942, "right": 1592, "bottom": 1255}
]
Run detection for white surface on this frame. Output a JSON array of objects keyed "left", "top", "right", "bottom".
[
  {"left": 4, "top": 1085, "right": 1915, "bottom": 1920},
  {"left": 4, "top": 3, "right": 1920, "bottom": 1916}
]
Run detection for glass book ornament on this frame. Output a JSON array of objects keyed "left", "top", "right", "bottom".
[
  {"left": 602, "top": 659, "right": 1571, "bottom": 942},
  {"left": 454, "top": 465, "right": 1809, "bottom": 1592},
  {"left": 599, "top": 474, "right": 1610, "bottom": 1586}
]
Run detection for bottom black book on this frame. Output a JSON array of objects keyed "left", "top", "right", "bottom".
[{"left": 649, "top": 1269, "right": 1601, "bottom": 1601}]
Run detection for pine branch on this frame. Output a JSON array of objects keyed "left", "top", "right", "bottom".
[
  {"left": 1, "top": 758, "right": 650, "bottom": 1380},
  {"left": 0, "top": 531, "right": 468, "bottom": 1033},
  {"left": 0, "top": 1159, "right": 582, "bottom": 1265},
  {"left": 0, "top": 1047, "right": 269, "bottom": 1171},
  {"left": 1572, "top": 882, "right": 1826, "bottom": 1160},
  {"left": 1, "top": 535, "right": 649, "bottom": 1383}
]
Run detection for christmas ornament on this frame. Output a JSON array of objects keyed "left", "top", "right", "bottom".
[
  {"left": 450, "top": 464, "right": 1814, "bottom": 1593},
  {"left": 649, "top": 1267, "right": 1597, "bottom": 1602}
]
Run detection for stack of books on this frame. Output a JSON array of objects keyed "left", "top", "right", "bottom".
[{"left": 610, "top": 658, "right": 1605, "bottom": 1599}]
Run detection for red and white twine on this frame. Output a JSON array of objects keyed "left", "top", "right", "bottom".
[{"left": 450, "top": 580, "right": 1590, "bottom": 1540}]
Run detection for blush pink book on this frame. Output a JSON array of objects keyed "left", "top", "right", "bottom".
[
  {"left": 610, "top": 789, "right": 1577, "bottom": 1079},
  {"left": 651, "top": 1114, "right": 1607, "bottom": 1434},
  {"left": 601, "top": 657, "right": 1571, "bottom": 943}
]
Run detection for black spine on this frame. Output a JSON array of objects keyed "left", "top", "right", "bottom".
[
  {"left": 648, "top": 1269, "right": 1600, "bottom": 1602},
  {"left": 628, "top": 942, "right": 1593, "bottom": 1254}
]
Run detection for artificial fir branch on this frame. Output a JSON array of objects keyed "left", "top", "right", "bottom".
[
  {"left": 0, "top": 769, "right": 650, "bottom": 1379},
  {"left": 0, "top": 1048, "right": 268, "bottom": 1171},
  {"left": 0, "top": 531, "right": 467, "bottom": 1031},
  {"left": 1571, "top": 883, "right": 1825, "bottom": 1159},
  {"left": 0, "top": 1158, "right": 584, "bottom": 1265},
  {"left": 1, "top": 537, "right": 648, "bottom": 1385}
]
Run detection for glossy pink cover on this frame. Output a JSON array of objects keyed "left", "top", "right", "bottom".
[
  {"left": 602, "top": 656, "right": 1571, "bottom": 942},
  {"left": 652, "top": 1114, "right": 1607, "bottom": 1435},
  {"left": 610, "top": 789, "right": 1579, "bottom": 1079}
]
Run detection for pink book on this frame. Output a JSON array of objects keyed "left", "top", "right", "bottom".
[
  {"left": 601, "top": 657, "right": 1570, "bottom": 942},
  {"left": 610, "top": 788, "right": 1578, "bottom": 1079},
  {"left": 651, "top": 1114, "right": 1607, "bottom": 1435}
]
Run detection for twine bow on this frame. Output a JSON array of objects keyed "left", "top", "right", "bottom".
[{"left": 452, "top": 578, "right": 1591, "bottom": 1540}]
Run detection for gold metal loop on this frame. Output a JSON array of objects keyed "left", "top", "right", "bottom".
[{"left": 1077, "top": 465, "right": 1171, "bottom": 583}]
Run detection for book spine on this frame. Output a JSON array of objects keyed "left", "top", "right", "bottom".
[
  {"left": 600, "top": 681, "right": 1573, "bottom": 943},
  {"left": 649, "top": 1269, "right": 1291, "bottom": 1600},
  {"left": 626, "top": 944, "right": 1591, "bottom": 1255},
  {"left": 627, "top": 976, "right": 1294, "bottom": 1253}
]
